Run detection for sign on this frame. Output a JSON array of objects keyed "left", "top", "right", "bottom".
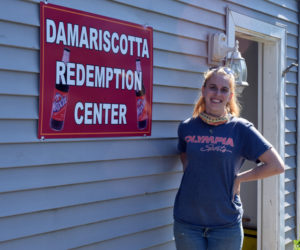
[{"left": 38, "top": 3, "right": 153, "bottom": 139}]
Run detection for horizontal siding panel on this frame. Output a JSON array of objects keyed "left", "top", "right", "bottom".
[
  {"left": 0, "top": 139, "right": 178, "bottom": 168},
  {"left": 285, "top": 145, "right": 296, "bottom": 158},
  {"left": 25, "top": 0, "right": 221, "bottom": 40},
  {"left": 0, "top": 21, "right": 206, "bottom": 57},
  {"left": 110, "top": 0, "right": 225, "bottom": 30},
  {"left": 155, "top": 31, "right": 206, "bottom": 56},
  {"left": 0, "top": 95, "right": 38, "bottom": 119},
  {"left": 285, "top": 108, "right": 296, "bottom": 120},
  {"left": 284, "top": 169, "right": 296, "bottom": 182},
  {"left": 0, "top": 208, "right": 174, "bottom": 250},
  {"left": 266, "top": 0, "right": 298, "bottom": 12},
  {"left": 226, "top": 2, "right": 298, "bottom": 36},
  {"left": 153, "top": 103, "right": 193, "bottom": 121},
  {"left": 0, "top": 69, "right": 202, "bottom": 100},
  {"left": 176, "top": 0, "right": 226, "bottom": 14},
  {"left": 287, "top": 46, "right": 298, "bottom": 60},
  {"left": 285, "top": 83, "right": 297, "bottom": 97},
  {"left": 285, "top": 240, "right": 294, "bottom": 249},
  {"left": 287, "top": 34, "right": 298, "bottom": 48},
  {"left": 285, "top": 168, "right": 296, "bottom": 183},
  {"left": 154, "top": 85, "right": 199, "bottom": 105},
  {"left": 0, "top": 120, "right": 37, "bottom": 143},
  {"left": 154, "top": 50, "right": 206, "bottom": 73},
  {"left": 0, "top": 70, "right": 38, "bottom": 96},
  {"left": 285, "top": 217, "right": 296, "bottom": 233},
  {"left": 0, "top": 46, "right": 39, "bottom": 73},
  {"left": 285, "top": 205, "right": 296, "bottom": 220},
  {"left": 285, "top": 120, "right": 296, "bottom": 133},
  {"left": 285, "top": 96, "right": 297, "bottom": 108},
  {"left": 285, "top": 156, "right": 296, "bottom": 169},
  {"left": 75, "top": 225, "right": 173, "bottom": 250},
  {"left": 285, "top": 71, "right": 298, "bottom": 83},
  {"left": 285, "top": 180, "right": 296, "bottom": 194},
  {"left": 154, "top": 67, "right": 203, "bottom": 89},
  {"left": 285, "top": 192, "right": 296, "bottom": 207},
  {"left": 0, "top": 120, "right": 180, "bottom": 143},
  {"left": 151, "top": 121, "right": 179, "bottom": 138},
  {"left": 285, "top": 132, "right": 296, "bottom": 145},
  {"left": 0, "top": 156, "right": 181, "bottom": 192},
  {"left": 0, "top": 190, "right": 176, "bottom": 242},
  {"left": 0, "top": 173, "right": 181, "bottom": 217},
  {"left": 0, "top": 20, "right": 39, "bottom": 50},
  {"left": 0, "top": 100, "right": 191, "bottom": 121},
  {"left": 0, "top": 46, "right": 205, "bottom": 75},
  {"left": 225, "top": 0, "right": 298, "bottom": 24},
  {"left": 0, "top": 0, "right": 39, "bottom": 26}
]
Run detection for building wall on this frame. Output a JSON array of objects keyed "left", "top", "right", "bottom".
[{"left": 0, "top": 0, "right": 297, "bottom": 249}]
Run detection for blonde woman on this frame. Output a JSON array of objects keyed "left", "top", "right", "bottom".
[{"left": 173, "top": 67, "right": 284, "bottom": 250}]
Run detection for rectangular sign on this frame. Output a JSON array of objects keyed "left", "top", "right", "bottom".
[{"left": 38, "top": 2, "right": 153, "bottom": 139}]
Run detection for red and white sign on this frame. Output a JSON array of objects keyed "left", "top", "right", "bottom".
[{"left": 38, "top": 2, "right": 153, "bottom": 139}]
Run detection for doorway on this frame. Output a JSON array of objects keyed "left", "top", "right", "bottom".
[
  {"left": 227, "top": 9, "right": 286, "bottom": 249},
  {"left": 238, "top": 37, "right": 259, "bottom": 232}
]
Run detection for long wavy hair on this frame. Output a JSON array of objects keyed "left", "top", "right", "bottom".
[{"left": 193, "top": 67, "right": 241, "bottom": 117}]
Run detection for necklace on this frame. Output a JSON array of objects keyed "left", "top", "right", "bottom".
[{"left": 199, "top": 112, "right": 229, "bottom": 126}]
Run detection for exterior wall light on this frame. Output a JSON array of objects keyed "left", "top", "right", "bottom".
[{"left": 208, "top": 33, "right": 248, "bottom": 94}]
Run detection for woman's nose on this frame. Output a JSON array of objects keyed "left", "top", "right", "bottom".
[{"left": 213, "top": 89, "right": 222, "bottom": 95}]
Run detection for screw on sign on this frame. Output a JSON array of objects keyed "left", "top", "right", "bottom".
[
  {"left": 50, "top": 48, "right": 70, "bottom": 131},
  {"left": 135, "top": 59, "right": 148, "bottom": 130}
]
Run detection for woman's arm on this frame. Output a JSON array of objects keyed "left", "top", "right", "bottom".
[
  {"left": 233, "top": 147, "right": 285, "bottom": 197},
  {"left": 180, "top": 152, "right": 188, "bottom": 171}
]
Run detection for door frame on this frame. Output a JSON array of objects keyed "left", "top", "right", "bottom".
[{"left": 226, "top": 9, "right": 286, "bottom": 250}]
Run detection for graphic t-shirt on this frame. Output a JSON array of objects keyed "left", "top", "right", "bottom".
[{"left": 174, "top": 116, "right": 272, "bottom": 227}]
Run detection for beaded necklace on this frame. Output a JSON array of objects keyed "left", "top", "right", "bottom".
[{"left": 199, "top": 112, "right": 229, "bottom": 126}]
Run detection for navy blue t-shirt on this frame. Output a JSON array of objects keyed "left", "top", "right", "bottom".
[{"left": 174, "top": 116, "right": 272, "bottom": 227}]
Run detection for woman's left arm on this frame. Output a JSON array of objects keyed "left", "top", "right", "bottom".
[{"left": 233, "top": 147, "right": 285, "bottom": 197}]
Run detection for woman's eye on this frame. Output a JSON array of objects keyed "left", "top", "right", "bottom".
[
  {"left": 209, "top": 86, "right": 217, "bottom": 91},
  {"left": 221, "top": 88, "right": 229, "bottom": 93}
]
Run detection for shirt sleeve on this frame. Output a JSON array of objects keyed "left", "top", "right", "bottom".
[
  {"left": 241, "top": 122, "right": 272, "bottom": 162},
  {"left": 177, "top": 121, "right": 186, "bottom": 153}
]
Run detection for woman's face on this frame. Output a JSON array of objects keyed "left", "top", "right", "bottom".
[{"left": 202, "top": 73, "right": 233, "bottom": 116}]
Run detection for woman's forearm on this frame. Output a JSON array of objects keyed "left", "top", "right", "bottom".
[{"left": 233, "top": 148, "right": 284, "bottom": 197}]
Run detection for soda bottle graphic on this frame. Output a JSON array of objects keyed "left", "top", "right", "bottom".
[
  {"left": 135, "top": 59, "right": 148, "bottom": 130},
  {"left": 50, "top": 48, "right": 70, "bottom": 131}
]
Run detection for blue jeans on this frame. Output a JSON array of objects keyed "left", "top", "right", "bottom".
[{"left": 173, "top": 220, "right": 244, "bottom": 250}]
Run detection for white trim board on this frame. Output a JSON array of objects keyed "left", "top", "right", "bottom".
[
  {"left": 297, "top": 15, "right": 300, "bottom": 243},
  {"left": 226, "top": 9, "right": 286, "bottom": 250}
]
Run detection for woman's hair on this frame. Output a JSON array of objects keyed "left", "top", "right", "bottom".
[{"left": 192, "top": 67, "right": 241, "bottom": 117}]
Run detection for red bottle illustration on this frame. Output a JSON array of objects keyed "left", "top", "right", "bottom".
[
  {"left": 135, "top": 59, "right": 148, "bottom": 130},
  {"left": 50, "top": 48, "right": 70, "bottom": 131}
]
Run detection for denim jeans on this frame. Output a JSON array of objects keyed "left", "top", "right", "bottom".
[{"left": 173, "top": 220, "right": 244, "bottom": 250}]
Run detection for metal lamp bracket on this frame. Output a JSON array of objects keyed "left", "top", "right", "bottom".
[{"left": 208, "top": 33, "right": 234, "bottom": 66}]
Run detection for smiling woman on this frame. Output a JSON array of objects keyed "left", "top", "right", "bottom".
[{"left": 173, "top": 66, "right": 285, "bottom": 250}]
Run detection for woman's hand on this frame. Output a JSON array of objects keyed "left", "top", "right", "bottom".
[{"left": 232, "top": 176, "right": 241, "bottom": 200}]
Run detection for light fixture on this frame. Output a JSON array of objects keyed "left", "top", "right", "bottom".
[{"left": 208, "top": 33, "right": 248, "bottom": 94}]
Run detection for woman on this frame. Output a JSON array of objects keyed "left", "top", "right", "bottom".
[{"left": 173, "top": 67, "right": 285, "bottom": 250}]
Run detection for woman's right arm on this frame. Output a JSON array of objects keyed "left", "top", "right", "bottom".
[{"left": 180, "top": 152, "right": 187, "bottom": 171}]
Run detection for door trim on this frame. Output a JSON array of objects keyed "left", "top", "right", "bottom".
[{"left": 226, "top": 9, "right": 286, "bottom": 250}]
